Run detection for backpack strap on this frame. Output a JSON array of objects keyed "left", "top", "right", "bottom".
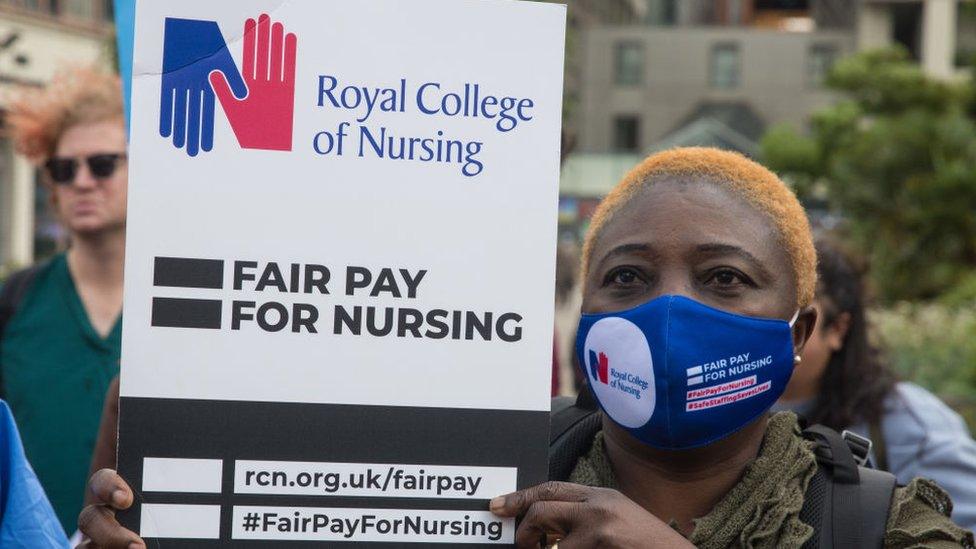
[
  {"left": 0, "top": 262, "right": 45, "bottom": 399},
  {"left": 804, "top": 424, "right": 860, "bottom": 483},
  {"left": 853, "top": 467, "right": 898, "bottom": 547},
  {"left": 550, "top": 391, "right": 597, "bottom": 444},
  {"left": 548, "top": 391, "right": 600, "bottom": 481},
  {"left": 801, "top": 424, "right": 897, "bottom": 549},
  {"left": 0, "top": 263, "right": 43, "bottom": 340}
]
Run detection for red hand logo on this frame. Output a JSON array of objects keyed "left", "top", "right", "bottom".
[{"left": 210, "top": 14, "right": 297, "bottom": 151}]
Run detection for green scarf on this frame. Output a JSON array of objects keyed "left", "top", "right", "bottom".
[{"left": 569, "top": 412, "right": 818, "bottom": 548}]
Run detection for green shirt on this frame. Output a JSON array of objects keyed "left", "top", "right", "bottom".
[{"left": 0, "top": 253, "right": 121, "bottom": 533}]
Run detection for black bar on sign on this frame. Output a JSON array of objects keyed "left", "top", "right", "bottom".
[
  {"left": 151, "top": 298, "right": 222, "bottom": 329},
  {"left": 153, "top": 257, "right": 224, "bottom": 289}
]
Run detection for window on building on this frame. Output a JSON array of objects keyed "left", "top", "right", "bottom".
[
  {"left": 807, "top": 43, "right": 837, "bottom": 86},
  {"left": 0, "top": 0, "right": 45, "bottom": 12},
  {"left": 728, "top": 0, "right": 744, "bottom": 25},
  {"left": 60, "top": 0, "right": 94, "bottom": 20},
  {"left": 646, "top": 0, "right": 678, "bottom": 26},
  {"left": 956, "top": 3, "right": 976, "bottom": 68},
  {"left": 891, "top": 2, "right": 922, "bottom": 61},
  {"left": 755, "top": 0, "right": 808, "bottom": 9},
  {"left": 612, "top": 116, "right": 641, "bottom": 152},
  {"left": 614, "top": 42, "right": 643, "bottom": 86},
  {"left": 710, "top": 43, "right": 740, "bottom": 89}
]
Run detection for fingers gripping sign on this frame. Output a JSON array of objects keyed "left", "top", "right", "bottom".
[
  {"left": 159, "top": 18, "right": 247, "bottom": 157},
  {"left": 210, "top": 14, "right": 298, "bottom": 151},
  {"left": 489, "top": 481, "right": 695, "bottom": 548},
  {"left": 77, "top": 469, "right": 145, "bottom": 549}
]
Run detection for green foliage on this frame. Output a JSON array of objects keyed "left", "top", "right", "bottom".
[
  {"left": 873, "top": 303, "right": 976, "bottom": 429},
  {"left": 759, "top": 124, "right": 820, "bottom": 197},
  {"left": 942, "top": 272, "right": 976, "bottom": 308},
  {"left": 762, "top": 47, "right": 976, "bottom": 303}
]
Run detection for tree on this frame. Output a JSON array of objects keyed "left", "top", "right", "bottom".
[{"left": 762, "top": 48, "right": 976, "bottom": 303}]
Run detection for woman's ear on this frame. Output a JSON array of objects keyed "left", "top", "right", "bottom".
[{"left": 791, "top": 305, "right": 818, "bottom": 356}]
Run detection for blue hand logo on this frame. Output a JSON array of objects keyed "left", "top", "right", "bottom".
[{"left": 160, "top": 18, "right": 248, "bottom": 156}]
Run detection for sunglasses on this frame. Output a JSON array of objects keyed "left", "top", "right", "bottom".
[{"left": 44, "top": 153, "right": 127, "bottom": 185}]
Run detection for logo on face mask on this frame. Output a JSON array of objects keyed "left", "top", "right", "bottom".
[
  {"left": 588, "top": 350, "right": 609, "bottom": 385},
  {"left": 576, "top": 295, "right": 798, "bottom": 449},
  {"left": 582, "top": 317, "right": 656, "bottom": 428}
]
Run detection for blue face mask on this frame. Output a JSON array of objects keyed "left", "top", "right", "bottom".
[{"left": 576, "top": 295, "right": 798, "bottom": 450}]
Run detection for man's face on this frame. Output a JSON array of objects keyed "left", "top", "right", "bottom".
[{"left": 50, "top": 119, "right": 128, "bottom": 237}]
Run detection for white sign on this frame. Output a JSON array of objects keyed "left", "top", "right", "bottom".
[{"left": 118, "top": 0, "right": 565, "bottom": 545}]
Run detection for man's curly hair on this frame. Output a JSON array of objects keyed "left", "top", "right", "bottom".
[{"left": 5, "top": 67, "right": 123, "bottom": 164}]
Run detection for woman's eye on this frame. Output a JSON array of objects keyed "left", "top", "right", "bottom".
[
  {"left": 706, "top": 268, "right": 752, "bottom": 288},
  {"left": 715, "top": 270, "right": 738, "bottom": 285},
  {"left": 605, "top": 267, "right": 644, "bottom": 287}
]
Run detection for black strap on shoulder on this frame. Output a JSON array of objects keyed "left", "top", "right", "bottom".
[
  {"left": 549, "top": 391, "right": 597, "bottom": 444},
  {"left": 0, "top": 262, "right": 44, "bottom": 399},
  {"left": 803, "top": 424, "right": 860, "bottom": 484},
  {"left": 854, "top": 467, "right": 897, "bottom": 547},
  {"left": 0, "top": 263, "right": 43, "bottom": 340},
  {"left": 548, "top": 390, "right": 600, "bottom": 482},
  {"left": 800, "top": 424, "right": 897, "bottom": 549}
]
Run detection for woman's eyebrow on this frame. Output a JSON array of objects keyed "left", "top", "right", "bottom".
[
  {"left": 593, "top": 242, "right": 656, "bottom": 274},
  {"left": 696, "top": 243, "right": 774, "bottom": 280},
  {"left": 600, "top": 243, "right": 655, "bottom": 264}
]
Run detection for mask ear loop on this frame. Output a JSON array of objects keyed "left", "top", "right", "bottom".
[
  {"left": 788, "top": 309, "right": 800, "bottom": 328},
  {"left": 788, "top": 309, "right": 802, "bottom": 364}
]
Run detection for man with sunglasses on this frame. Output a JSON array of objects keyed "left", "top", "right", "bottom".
[{"left": 0, "top": 68, "right": 127, "bottom": 535}]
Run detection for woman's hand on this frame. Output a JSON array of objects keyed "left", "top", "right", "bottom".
[
  {"left": 76, "top": 469, "right": 145, "bottom": 548},
  {"left": 490, "top": 481, "right": 695, "bottom": 548}
]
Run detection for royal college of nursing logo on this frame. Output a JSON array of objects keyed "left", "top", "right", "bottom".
[
  {"left": 159, "top": 13, "right": 297, "bottom": 156},
  {"left": 583, "top": 317, "right": 656, "bottom": 428},
  {"left": 588, "top": 350, "right": 610, "bottom": 385}
]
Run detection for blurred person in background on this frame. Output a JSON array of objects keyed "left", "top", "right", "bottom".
[
  {"left": 0, "top": 67, "right": 126, "bottom": 534},
  {"left": 777, "top": 238, "right": 976, "bottom": 531},
  {"left": 553, "top": 240, "right": 583, "bottom": 395},
  {"left": 0, "top": 398, "right": 70, "bottom": 547}
]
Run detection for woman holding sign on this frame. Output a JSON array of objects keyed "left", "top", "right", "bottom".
[{"left": 77, "top": 148, "right": 971, "bottom": 548}]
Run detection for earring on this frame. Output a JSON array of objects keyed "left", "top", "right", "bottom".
[{"left": 794, "top": 355, "right": 802, "bottom": 364}]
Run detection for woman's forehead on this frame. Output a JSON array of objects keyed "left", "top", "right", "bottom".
[{"left": 593, "top": 178, "right": 788, "bottom": 267}]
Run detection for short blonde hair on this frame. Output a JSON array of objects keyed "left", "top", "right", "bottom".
[
  {"left": 581, "top": 147, "right": 817, "bottom": 307},
  {"left": 5, "top": 67, "right": 123, "bottom": 163}
]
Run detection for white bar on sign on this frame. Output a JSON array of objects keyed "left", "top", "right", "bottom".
[
  {"left": 234, "top": 461, "right": 516, "bottom": 499},
  {"left": 142, "top": 457, "right": 223, "bottom": 493},
  {"left": 140, "top": 504, "right": 220, "bottom": 539},
  {"left": 233, "top": 506, "right": 512, "bottom": 543},
  {"left": 688, "top": 375, "right": 704, "bottom": 386},
  {"left": 686, "top": 366, "right": 703, "bottom": 376}
]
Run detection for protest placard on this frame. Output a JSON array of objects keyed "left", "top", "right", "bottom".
[{"left": 118, "top": 0, "right": 565, "bottom": 545}]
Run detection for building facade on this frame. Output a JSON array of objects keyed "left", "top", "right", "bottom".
[
  {"left": 0, "top": 0, "right": 113, "bottom": 273},
  {"left": 575, "top": 25, "right": 854, "bottom": 155},
  {"left": 561, "top": 0, "right": 973, "bottom": 205}
]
